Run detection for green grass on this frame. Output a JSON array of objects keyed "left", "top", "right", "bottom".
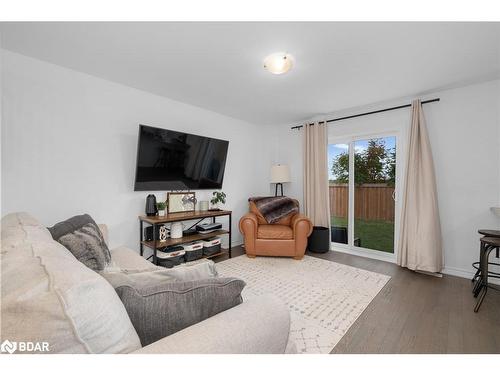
[{"left": 332, "top": 216, "right": 394, "bottom": 253}]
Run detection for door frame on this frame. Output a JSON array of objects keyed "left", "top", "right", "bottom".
[{"left": 328, "top": 129, "right": 403, "bottom": 264}]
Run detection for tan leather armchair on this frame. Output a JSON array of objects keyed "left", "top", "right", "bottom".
[{"left": 239, "top": 200, "right": 313, "bottom": 259}]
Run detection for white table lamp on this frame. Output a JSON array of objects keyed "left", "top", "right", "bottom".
[{"left": 271, "top": 164, "right": 291, "bottom": 196}]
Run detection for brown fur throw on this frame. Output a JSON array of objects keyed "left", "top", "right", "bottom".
[{"left": 248, "top": 196, "right": 299, "bottom": 224}]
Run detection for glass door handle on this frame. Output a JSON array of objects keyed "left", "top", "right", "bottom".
[{"left": 392, "top": 190, "right": 396, "bottom": 201}]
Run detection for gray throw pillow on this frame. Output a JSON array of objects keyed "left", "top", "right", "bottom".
[
  {"left": 104, "top": 272, "right": 245, "bottom": 346},
  {"left": 103, "top": 260, "right": 219, "bottom": 281},
  {"left": 48, "top": 214, "right": 111, "bottom": 271}
]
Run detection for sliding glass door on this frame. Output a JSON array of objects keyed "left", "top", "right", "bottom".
[
  {"left": 329, "top": 143, "right": 350, "bottom": 245},
  {"left": 329, "top": 134, "right": 398, "bottom": 256}
]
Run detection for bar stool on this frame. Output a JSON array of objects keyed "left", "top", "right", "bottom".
[
  {"left": 472, "top": 233, "right": 500, "bottom": 312},
  {"left": 472, "top": 229, "right": 500, "bottom": 284}
]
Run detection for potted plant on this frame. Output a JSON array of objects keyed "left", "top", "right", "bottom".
[
  {"left": 210, "top": 191, "right": 226, "bottom": 211},
  {"left": 156, "top": 201, "right": 167, "bottom": 216}
]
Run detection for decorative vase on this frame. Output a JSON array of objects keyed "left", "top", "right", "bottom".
[
  {"left": 158, "top": 209, "right": 165, "bottom": 216},
  {"left": 145, "top": 194, "right": 157, "bottom": 216},
  {"left": 199, "top": 200, "right": 209, "bottom": 211},
  {"left": 159, "top": 226, "right": 168, "bottom": 242},
  {"left": 170, "top": 223, "right": 184, "bottom": 239}
]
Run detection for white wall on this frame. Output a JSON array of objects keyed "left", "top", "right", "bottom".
[
  {"left": 3, "top": 48, "right": 499, "bottom": 278},
  {"left": 271, "top": 129, "right": 304, "bottom": 204},
  {"left": 1, "top": 50, "right": 273, "bottom": 250},
  {"left": 425, "top": 80, "right": 500, "bottom": 278},
  {"left": 272, "top": 79, "right": 500, "bottom": 277}
]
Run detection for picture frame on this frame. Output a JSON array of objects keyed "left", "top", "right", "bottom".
[{"left": 167, "top": 192, "right": 197, "bottom": 214}]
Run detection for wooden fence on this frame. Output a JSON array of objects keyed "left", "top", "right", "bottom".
[{"left": 329, "top": 183, "right": 395, "bottom": 222}]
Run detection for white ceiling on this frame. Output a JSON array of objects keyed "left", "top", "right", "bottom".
[{"left": 1, "top": 22, "right": 499, "bottom": 126}]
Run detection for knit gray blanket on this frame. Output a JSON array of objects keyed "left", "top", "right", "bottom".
[{"left": 248, "top": 196, "right": 299, "bottom": 224}]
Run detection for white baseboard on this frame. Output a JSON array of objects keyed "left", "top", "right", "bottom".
[
  {"left": 442, "top": 266, "right": 474, "bottom": 279},
  {"left": 442, "top": 266, "right": 500, "bottom": 286}
]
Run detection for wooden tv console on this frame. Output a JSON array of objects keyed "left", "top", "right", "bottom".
[{"left": 138, "top": 210, "right": 232, "bottom": 265}]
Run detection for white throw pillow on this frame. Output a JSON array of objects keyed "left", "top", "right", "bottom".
[{"left": 1, "top": 213, "right": 142, "bottom": 354}]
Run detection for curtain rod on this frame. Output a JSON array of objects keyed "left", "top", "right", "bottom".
[{"left": 290, "top": 98, "right": 440, "bottom": 130}]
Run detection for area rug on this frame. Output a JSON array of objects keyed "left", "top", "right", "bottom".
[{"left": 215, "top": 255, "right": 390, "bottom": 354}]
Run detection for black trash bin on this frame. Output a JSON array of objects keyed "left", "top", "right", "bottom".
[
  {"left": 307, "top": 226, "right": 330, "bottom": 253},
  {"left": 331, "top": 226, "right": 348, "bottom": 244}
]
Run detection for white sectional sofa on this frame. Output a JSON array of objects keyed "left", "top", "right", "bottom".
[{"left": 0, "top": 212, "right": 295, "bottom": 354}]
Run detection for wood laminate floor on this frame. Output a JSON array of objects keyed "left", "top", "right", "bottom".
[{"left": 213, "top": 246, "right": 500, "bottom": 353}]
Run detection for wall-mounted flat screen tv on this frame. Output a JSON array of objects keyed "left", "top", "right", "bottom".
[{"left": 134, "top": 125, "right": 229, "bottom": 191}]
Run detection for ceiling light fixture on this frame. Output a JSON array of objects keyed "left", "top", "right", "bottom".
[{"left": 263, "top": 52, "right": 293, "bottom": 75}]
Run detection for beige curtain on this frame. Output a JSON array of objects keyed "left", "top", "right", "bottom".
[
  {"left": 303, "top": 121, "right": 330, "bottom": 228},
  {"left": 397, "top": 100, "right": 443, "bottom": 273}
]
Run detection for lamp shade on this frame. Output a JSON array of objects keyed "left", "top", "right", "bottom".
[{"left": 271, "top": 165, "right": 291, "bottom": 183}]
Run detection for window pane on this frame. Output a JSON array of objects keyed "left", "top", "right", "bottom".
[
  {"left": 353, "top": 137, "right": 395, "bottom": 253},
  {"left": 328, "top": 143, "right": 349, "bottom": 244}
]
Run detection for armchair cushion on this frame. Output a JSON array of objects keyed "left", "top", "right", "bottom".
[{"left": 257, "top": 224, "right": 293, "bottom": 240}]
